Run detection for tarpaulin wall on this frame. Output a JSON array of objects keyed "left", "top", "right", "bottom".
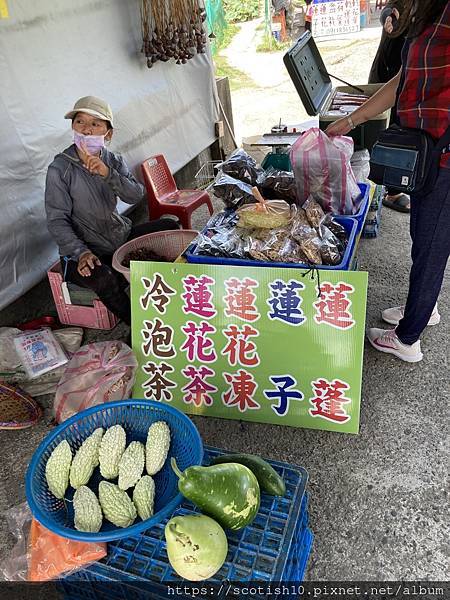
[{"left": 0, "top": 0, "right": 219, "bottom": 310}]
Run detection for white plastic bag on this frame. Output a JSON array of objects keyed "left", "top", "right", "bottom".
[
  {"left": 290, "top": 128, "right": 361, "bottom": 214},
  {"left": 54, "top": 341, "right": 137, "bottom": 423},
  {"left": 351, "top": 148, "right": 371, "bottom": 182},
  {"left": 0, "top": 327, "right": 83, "bottom": 396}
]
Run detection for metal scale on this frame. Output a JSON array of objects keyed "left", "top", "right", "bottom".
[{"left": 249, "top": 118, "right": 318, "bottom": 170}]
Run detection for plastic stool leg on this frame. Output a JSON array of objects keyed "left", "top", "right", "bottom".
[
  {"left": 148, "top": 202, "right": 162, "bottom": 221},
  {"left": 180, "top": 213, "right": 192, "bottom": 229},
  {"left": 206, "top": 198, "right": 214, "bottom": 216}
]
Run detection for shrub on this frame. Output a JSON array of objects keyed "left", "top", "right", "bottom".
[{"left": 223, "top": 0, "right": 260, "bottom": 23}]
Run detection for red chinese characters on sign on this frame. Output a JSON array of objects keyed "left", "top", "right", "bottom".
[
  {"left": 309, "top": 378, "right": 351, "bottom": 423},
  {"left": 142, "top": 361, "right": 177, "bottom": 402},
  {"left": 180, "top": 321, "right": 217, "bottom": 363},
  {"left": 182, "top": 275, "right": 216, "bottom": 319},
  {"left": 182, "top": 365, "right": 217, "bottom": 407},
  {"left": 222, "top": 324, "right": 260, "bottom": 367},
  {"left": 223, "top": 277, "right": 260, "bottom": 322},
  {"left": 314, "top": 282, "right": 355, "bottom": 330},
  {"left": 141, "top": 318, "right": 175, "bottom": 359},
  {"left": 140, "top": 274, "right": 176, "bottom": 314},
  {"left": 222, "top": 370, "right": 260, "bottom": 412}
]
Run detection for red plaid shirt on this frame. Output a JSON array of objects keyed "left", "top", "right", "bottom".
[{"left": 397, "top": 4, "right": 450, "bottom": 168}]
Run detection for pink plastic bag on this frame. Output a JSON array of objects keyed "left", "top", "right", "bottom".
[
  {"left": 54, "top": 341, "right": 137, "bottom": 423},
  {"left": 290, "top": 128, "right": 361, "bottom": 214}
]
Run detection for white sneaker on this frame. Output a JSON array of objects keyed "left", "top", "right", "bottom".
[
  {"left": 367, "top": 328, "right": 423, "bottom": 363},
  {"left": 382, "top": 305, "right": 440, "bottom": 327}
]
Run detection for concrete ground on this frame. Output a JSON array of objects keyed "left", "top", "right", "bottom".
[{"left": 0, "top": 196, "right": 448, "bottom": 585}]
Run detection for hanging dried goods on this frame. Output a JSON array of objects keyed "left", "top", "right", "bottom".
[{"left": 141, "top": 0, "right": 207, "bottom": 68}]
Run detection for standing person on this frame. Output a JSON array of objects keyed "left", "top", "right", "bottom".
[
  {"left": 304, "top": 0, "right": 313, "bottom": 32},
  {"left": 326, "top": 0, "right": 449, "bottom": 363},
  {"left": 369, "top": 1, "right": 411, "bottom": 213},
  {"left": 45, "top": 96, "right": 179, "bottom": 326}
]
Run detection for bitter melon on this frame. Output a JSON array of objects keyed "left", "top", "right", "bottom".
[
  {"left": 99, "top": 425, "right": 126, "bottom": 479},
  {"left": 98, "top": 481, "right": 136, "bottom": 528},
  {"left": 73, "top": 486, "right": 103, "bottom": 533},
  {"left": 133, "top": 475, "right": 155, "bottom": 520},
  {"left": 118, "top": 441, "right": 145, "bottom": 490},
  {"left": 69, "top": 428, "right": 104, "bottom": 489},
  {"left": 45, "top": 440, "right": 72, "bottom": 499},
  {"left": 146, "top": 421, "right": 171, "bottom": 476}
]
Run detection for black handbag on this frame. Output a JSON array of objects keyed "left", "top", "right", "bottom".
[{"left": 369, "top": 124, "right": 450, "bottom": 194}]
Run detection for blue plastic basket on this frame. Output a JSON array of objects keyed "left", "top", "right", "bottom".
[
  {"left": 351, "top": 182, "right": 370, "bottom": 233},
  {"left": 25, "top": 400, "right": 203, "bottom": 542},
  {"left": 60, "top": 446, "right": 312, "bottom": 600},
  {"left": 186, "top": 216, "right": 358, "bottom": 271}
]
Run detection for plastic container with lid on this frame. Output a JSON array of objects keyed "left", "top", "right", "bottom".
[{"left": 283, "top": 31, "right": 390, "bottom": 150}]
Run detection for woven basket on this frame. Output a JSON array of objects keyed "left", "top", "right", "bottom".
[
  {"left": 112, "top": 230, "right": 198, "bottom": 282},
  {"left": 0, "top": 382, "right": 42, "bottom": 430}
]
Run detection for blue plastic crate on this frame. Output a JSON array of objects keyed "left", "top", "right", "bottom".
[
  {"left": 351, "top": 182, "right": 370, "bottom": 234},
  {"left": 61, "top": 446, "right": 312, "bottom": 600},
  {"left": 186, "top": 216, "right": 358, "bottom": 271}
]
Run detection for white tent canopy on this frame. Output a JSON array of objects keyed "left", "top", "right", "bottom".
[{"left": 0, "top": 0, "right": 218, "bottom": 310}]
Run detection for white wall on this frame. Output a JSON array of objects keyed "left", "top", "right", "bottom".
[{"left": 0, "top": 0, "right": 218, "bottom": 309}]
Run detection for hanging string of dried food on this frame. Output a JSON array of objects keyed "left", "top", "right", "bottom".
[{"left": 141, "top": 0, "right": 207, "bottom": 68}]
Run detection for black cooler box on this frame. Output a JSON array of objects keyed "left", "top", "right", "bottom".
[{"left": 283, "top": 32, "right": 390, "bottom": 150}]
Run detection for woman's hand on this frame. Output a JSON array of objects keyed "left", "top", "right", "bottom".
[
  {"left": 325, "top": 116, "right": 354, "bottom": 137},
  {"left": 77, "top": 251, "right": 101, "bottom": 277},
  {"left": 384, "top": 8, "right": 400, "bottom": 34},
  {"left": 78, "top": 145, "right": 109, "bottom": 177}
]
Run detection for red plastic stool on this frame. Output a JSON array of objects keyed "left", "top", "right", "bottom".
[
  {"left": 141, "top": 154, "right": 214, "bottom": 230},
  {"left": 47, "top": 262, "right": 118, "bottom": 330}
]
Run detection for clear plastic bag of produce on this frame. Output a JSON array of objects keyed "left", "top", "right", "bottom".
[
  {"left": 303, "top": 196, "right": 326, "bottom": 229},
  {"left": 290, "top": 128, "right": 361, "bottom": 214},
  {"left": 322, "top": 214, "right": 349, "bottom": 248},
  {"left": 219, "top": 148, "right": 263, "bottom": 185},
  {"left": 194, "top": 227, "right": 250, "bottom": 259},
  {"left": 290, "top": 222, "right": 323, "bottom": 265},
  {"left": 255, "top": 227, "right": 289, "bottom": 261},
  {"left": 291, "top": 207, "right": 346, "bottom": 266},
  {"left": 277, "top": 238, "right": 310, "bottom": 264},
  {"left": 318, "top": 227, "right": 342, "bottom": 266},
  {"left": 257, "top": 167, "right": 298, "bottom": 204},
  {"left": 202, "top": 210, "right": 239, "bottom": 231},
  {"left": 248, "top": 237, "right": 270, "bottom": 262},
  {"left": 54, "top": 341, "right": 137, "bottom": 423},
  {"left": 212, "top": 173, "right": 256, "bottom": 209},
  {"left": 236, "top": 188, "right": 291, "bottom": 229},
  {"left": 0, "top": 503, "right": 106, "bottom": 581}
]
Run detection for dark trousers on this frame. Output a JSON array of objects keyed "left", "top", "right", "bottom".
[
  {"left": 62, "top": 219, "right": 179, "bottom": 326},
  {"left": 396, "top": 168, "right": 450, "bottom": 344}
]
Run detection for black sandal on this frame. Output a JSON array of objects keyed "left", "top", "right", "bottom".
[{"left": 382, "top": 193, "right": 410, "bottom": 213}]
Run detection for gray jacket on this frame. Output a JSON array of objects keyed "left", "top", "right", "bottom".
[{"left": 45, "top": 144, "right": 145, "bottom": 259}]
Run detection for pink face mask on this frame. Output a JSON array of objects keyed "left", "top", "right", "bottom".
[{"left": 73, "top": 130, "right": 106, "bottom": 155}]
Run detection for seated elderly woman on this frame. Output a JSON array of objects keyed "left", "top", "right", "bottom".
[{"left": 45, "top": 96, "right": 178, "bottom": 326}]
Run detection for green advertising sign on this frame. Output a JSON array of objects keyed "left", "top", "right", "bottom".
[{"left": 131, "top": 262, "right": 368, "bottom": 434}]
